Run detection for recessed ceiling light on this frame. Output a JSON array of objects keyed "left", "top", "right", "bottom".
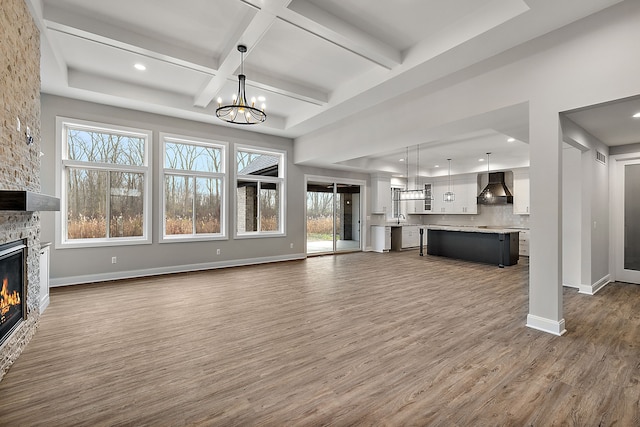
[
  {"left": 507, "top": 137, "right": 515, "bottom": 142},
  {"left": 134, "top": 63, "right": 146, "bottom": 71},
  {"left": 399, "top": 158, "right": 405, "bottom": 162},
  {"left": 479, "top": 158, "right": 485, "bottom": 162},
  {"left": 434, "top": 165, "right": 440, "bottom": 168},
  {"left": 633, "top": 112, "right": 640, "bottom": 118}
]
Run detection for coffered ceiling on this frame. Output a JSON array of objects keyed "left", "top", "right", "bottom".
[{"left": 28, "top": 0, "right": 629, "bottom": 174}]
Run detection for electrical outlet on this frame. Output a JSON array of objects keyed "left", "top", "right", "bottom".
[
  {"left": 111, "top": 256, "right": 117, "bottom": 264},
  {"left": 216, "top": 249, "right": 221, "bottom": 255},
  {"left": 290, "top": 243, "right": 294, "bottom": 249}
]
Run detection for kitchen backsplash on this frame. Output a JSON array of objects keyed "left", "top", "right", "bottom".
[
  {"left": 370, "top": 205, "right": 530, "bottom": 228},
  {"left": 417, "top": 204, "right": 529, "bottom": 228}
]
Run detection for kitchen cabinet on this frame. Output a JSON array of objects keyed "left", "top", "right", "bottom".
[
  {"left": 412, "top": 183, "right": 433, "bottom": 213},
  {"left": 431, "top": 174, "right": 477, "bottom": 214},
  {"left": 371, "top": 174, "right": 392, "bottom": 216},
  {"left": 518, "top": 229, "right": 530, "bottom": 256},
  {"left": 371, "top": 225, "right": 391, "bottom": 252},
  {"left": 390, "top": 225, "right": 421, "bottom": 250},
  {"left": 453, "top": 176, "right": 478, "bottom": 214},
  {"left": 39, "top": 243, "right": 50, "bottom": 313},
  {"left": 427, "top": 226, "right": 519, "bottom": 267},
  {"left": 513, "top": 169, "right": 530, "bottom": 215},
  {"left": 401, "top": 225, "right": 420, "bottom": 248}
]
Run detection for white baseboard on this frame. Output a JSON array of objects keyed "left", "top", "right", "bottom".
[
  {"left": 526, "top": 314, "right": 567, "bottom": 336},
  {"left": 50, "top": 253, "right": 307, "bottom": 287},
  {"left": 39, "top": 295, "right": 50, "bottom": 313},
  {"left": 578, "top": 274, "right": 611, "bottom": 295}
]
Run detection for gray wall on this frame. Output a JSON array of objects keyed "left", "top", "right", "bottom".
[
  {"left": 41, "top": 95, "right": 308, "bottom": 285},
  {"left": 562, "top": 145, "right": 582, "bottom": 288},
  {"left": 561, "top": 115, "right": 610, "bottom": 290}
]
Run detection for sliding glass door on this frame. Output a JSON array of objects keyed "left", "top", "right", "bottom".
[{"left": 306, "top": 181, "right": 361, "bottom": 255}]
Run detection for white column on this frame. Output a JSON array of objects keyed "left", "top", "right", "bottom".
[{"left": 527, "top": 104, "right": 566, "bottom": 335}]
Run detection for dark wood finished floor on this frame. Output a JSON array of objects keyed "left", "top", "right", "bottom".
[{"left": 0, "top": 252, "right": 639, "bottom": 426}]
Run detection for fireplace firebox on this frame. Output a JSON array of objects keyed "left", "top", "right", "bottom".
[{"left": 0, "top": 240, "right": 26, "bottom": 347}]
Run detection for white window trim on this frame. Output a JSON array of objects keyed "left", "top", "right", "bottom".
[
  {"left": 159, "top": 133, "right": 228, "bottom": 243},
  {"left": 55, "top": 116, "right": 152, "bottom": 249},
  {"left": 234, "top": 145, "right": 286, "bottom": 239}
]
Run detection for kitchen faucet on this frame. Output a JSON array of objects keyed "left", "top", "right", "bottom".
[{"left": 397, "top": 214, "right": 405, "bottom": 224}]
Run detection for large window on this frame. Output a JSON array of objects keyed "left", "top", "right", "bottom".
[
  {"left": 161, "top": 134, "right": 226, "bottom": 241},
  {"left": 236, "top": 147, "right": 285, "bottom": 237},
  {"left": 58, "top": 118, "right": 151, "bottom": 247}
]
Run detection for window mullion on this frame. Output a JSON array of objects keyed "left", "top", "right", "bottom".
[
  {"left": 191, "top": 177, "right": 196, "bottom": 235},
  {"left": 106, "top": 170, "right": 112, "bottom": 238},
  {"left": 255, "top": 181, "right": 261, "bottom": 233},
  {"left": 63, "top": 159, "right": 145, "bottom": 173}
]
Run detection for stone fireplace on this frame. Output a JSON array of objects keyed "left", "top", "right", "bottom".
[
  {"left": 0, "top": 0, "right": 44, "bottom": 381},
  {"left": 0, "top": 241, "right": 26, "bottom": 347}
]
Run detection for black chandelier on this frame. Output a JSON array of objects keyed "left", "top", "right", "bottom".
[{"left": 216, "top": 45, "right": 266, "bottom": 125}]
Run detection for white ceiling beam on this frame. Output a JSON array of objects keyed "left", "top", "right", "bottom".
[
  {"left": 193, "top": 0, "right": 295, "bottom": 108},
  {"left": 279, "top": 0, "right": 401, "bottom": 70},
  {"left": 193, "top": 10, "right": 280, "bottom": 107},
  {"left": 42, "top": 3, "right": 218, "bottom": 74},
  {"left": 243, "top": 70, "right": 328, "bottom": 105},
  {"left": 194, "top": 0, "right": 400, "bottom": 108},
  {"left": 67, "top": 68, "right": 287, "bottom": 132}
]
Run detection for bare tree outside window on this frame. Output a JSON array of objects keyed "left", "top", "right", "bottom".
[
  {"left": 162, "top": 137, "right": 224, "bottom": 238},
  {"left": 63, "top": 124, "right": 149, "bottom": 242}
]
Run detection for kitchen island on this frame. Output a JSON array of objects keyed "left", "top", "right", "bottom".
[{"left": 423, "top": 225, "right": 519, "bottom": 267}]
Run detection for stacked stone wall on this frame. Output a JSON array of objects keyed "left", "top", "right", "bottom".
[{"left": 0, "top": 0, "right": 42, "bottom": 381}]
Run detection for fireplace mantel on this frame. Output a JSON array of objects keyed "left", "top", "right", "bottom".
[{"left": 0, "top": 191, "right": 60, "bottom": 212}]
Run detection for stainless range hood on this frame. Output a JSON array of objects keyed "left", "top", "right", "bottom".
[{"left": 477, "top": 172, "right": 513, "bottom": 205}]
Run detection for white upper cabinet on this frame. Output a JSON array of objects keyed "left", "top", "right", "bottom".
[
  {"left": 413, "top": 183, "right": 433, "bottom": 213},
  {"left": 371, "top": 174, "right": 392, "bottom": 216},
  {"left": 432, "top": 174, "right": 477, "bottom": 215},
  {"left": 512, "top": 169, "right": 530, "bottom": 215}
]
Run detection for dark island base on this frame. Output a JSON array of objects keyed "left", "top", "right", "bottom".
[{"left": 426, "top": 229, "right": 519, "bottom": 267}]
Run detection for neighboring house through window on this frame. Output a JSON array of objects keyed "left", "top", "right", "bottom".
[
  {"left": 236, "top": 147, "right": 285, "bottom": 236},
  {"left": 161, "top": 134, "right": 226, "bottom": 241},
  {"left": 57, "top": 117, "right": 152, "bottom": 247}
]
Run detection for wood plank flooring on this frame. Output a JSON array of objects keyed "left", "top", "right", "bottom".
[{"left": 0, "top": 252, "right": 639, "bottom": 426}]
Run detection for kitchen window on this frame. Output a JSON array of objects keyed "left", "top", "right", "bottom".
[
  {"left": 161, "top": 134, "right": 227, "bottom": 241},
  {"left": 57, "top": 117, "right": 152, "bottom": 247},
  {"left": 235, "top": 147, "right": 285, "bottom": 237}
]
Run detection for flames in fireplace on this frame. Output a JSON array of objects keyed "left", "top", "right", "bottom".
[
  {"left": 1, "top": 277, "right": 21, "bottom": 320},
  {"left": 0, "top": 241, "right": 25, "bottom": 345}
]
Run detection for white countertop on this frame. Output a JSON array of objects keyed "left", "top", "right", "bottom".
[{"left": 424, "top": 225, "right": 522, "bottom": 234}]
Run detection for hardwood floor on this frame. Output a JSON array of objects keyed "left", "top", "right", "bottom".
[{"left": 0, "top": 252, "right": 639, "bottom": 426}]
